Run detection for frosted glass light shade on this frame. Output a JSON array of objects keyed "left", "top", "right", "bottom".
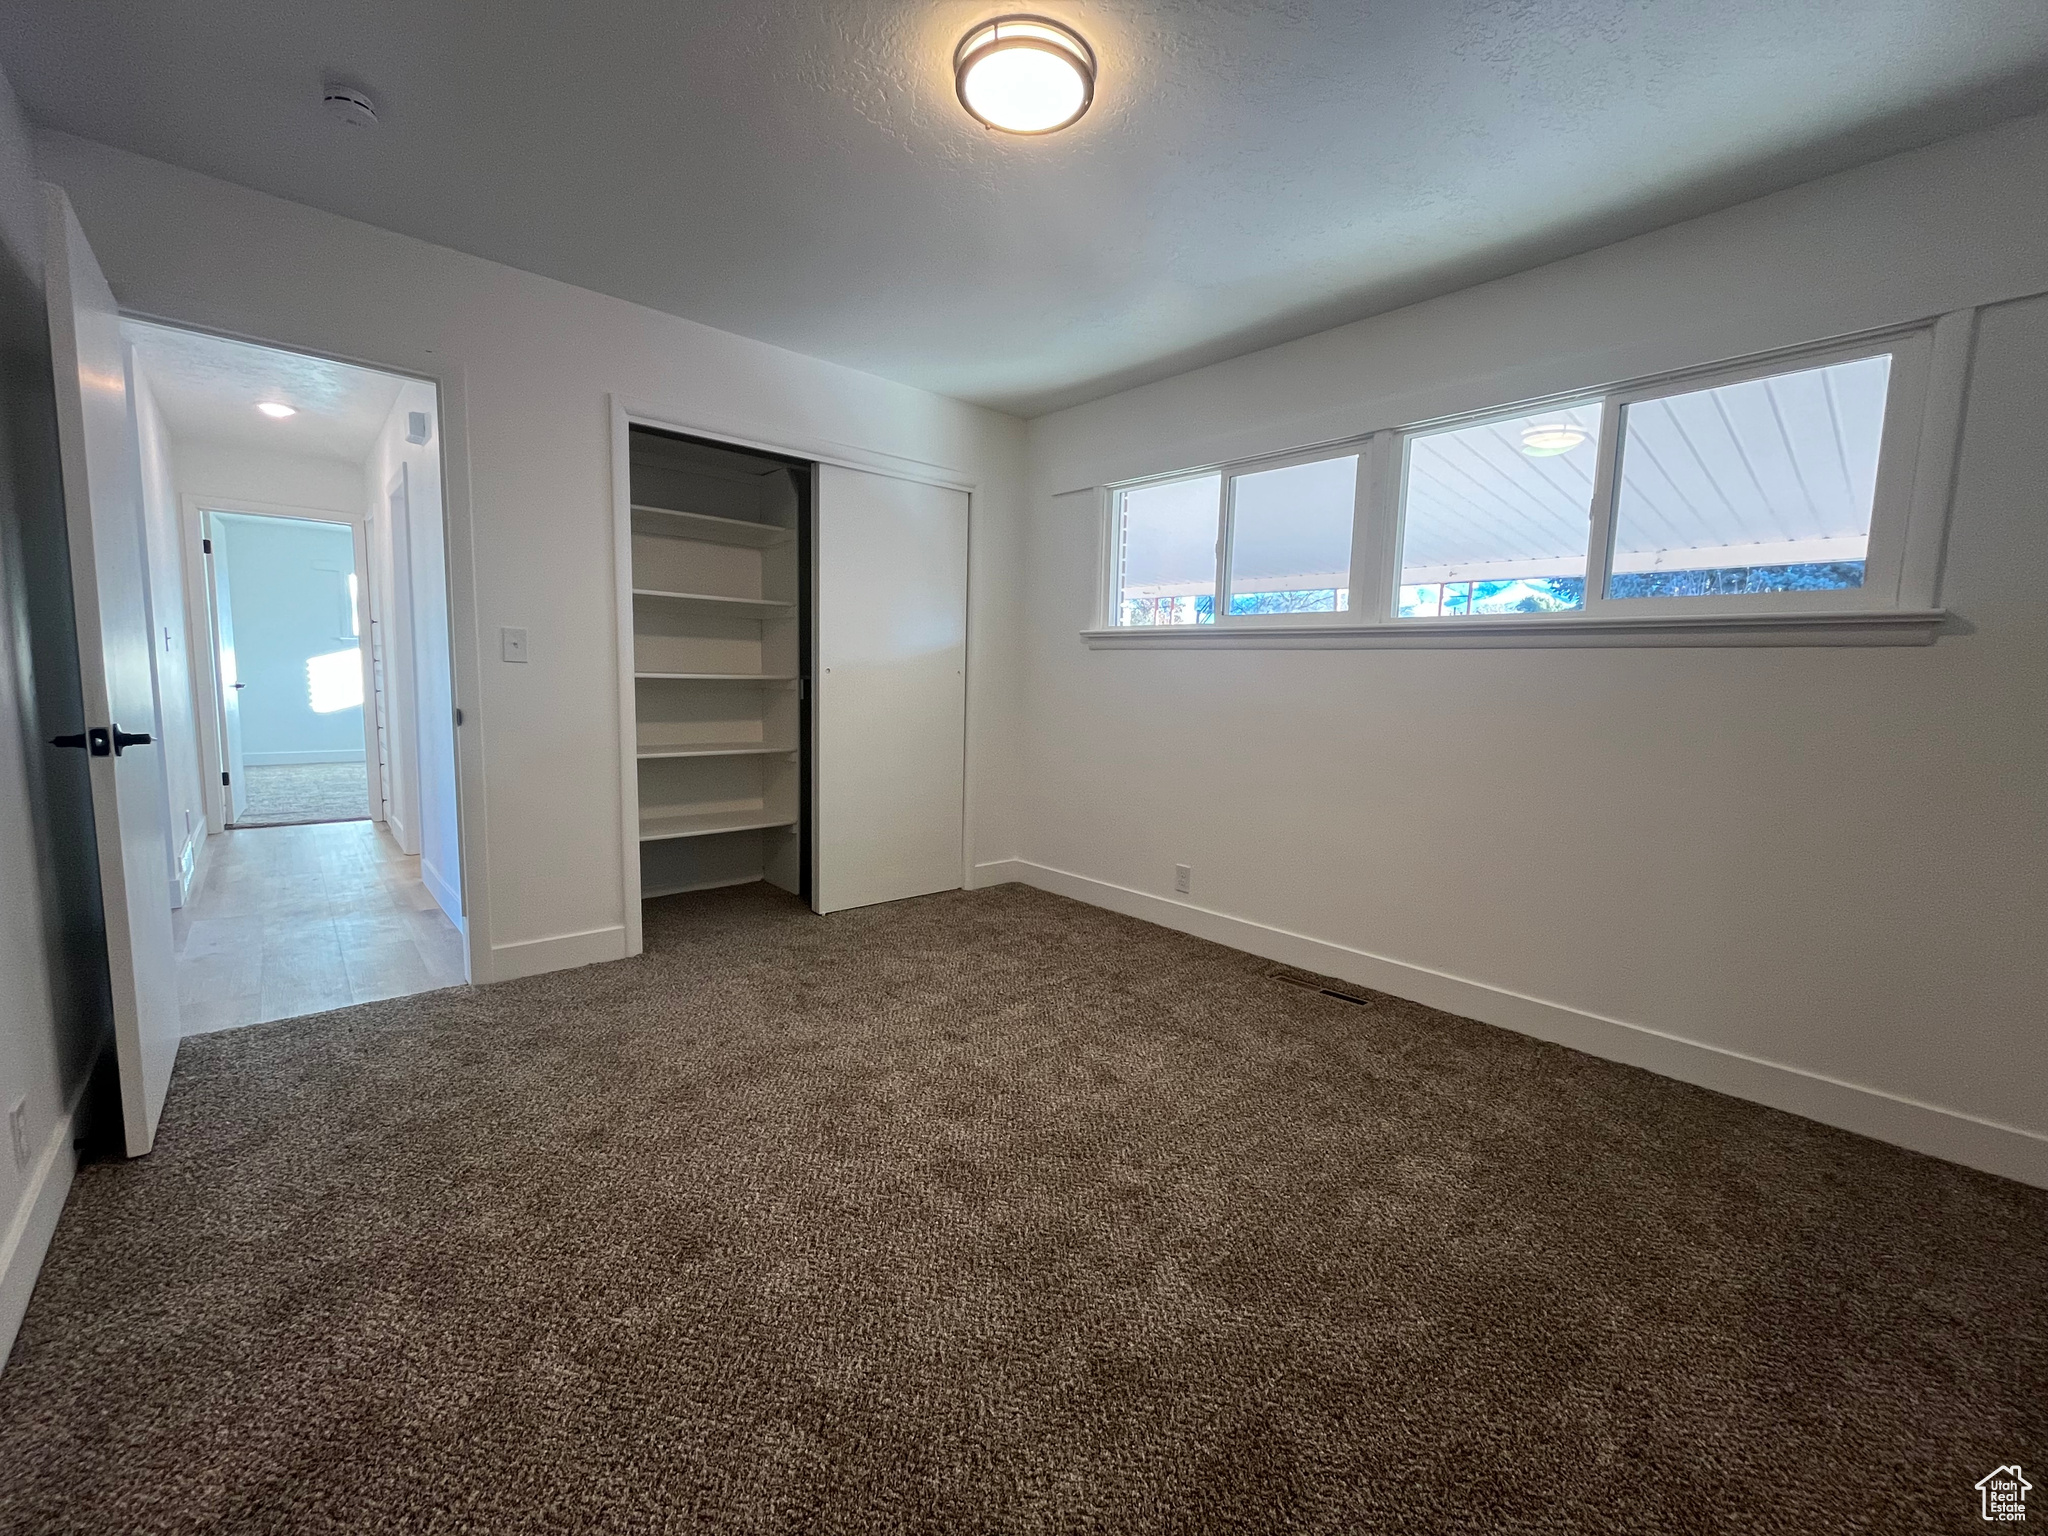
[{"left": 955, "top": 17, "right": 1095, "bottom": 135}]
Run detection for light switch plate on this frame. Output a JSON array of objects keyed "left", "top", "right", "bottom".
[{"left": 500, "top": 627, "right": 528, "bottom": 663}]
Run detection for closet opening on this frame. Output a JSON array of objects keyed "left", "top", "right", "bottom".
[{"left": 623, "top": 425, "right": 813, "bottom": 913}]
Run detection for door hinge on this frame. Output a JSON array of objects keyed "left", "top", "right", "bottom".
[
  {"left": 221, "top": 771, "right": 231, "bottom": 785},
  {"left": 454, "top": 707, "right": 463, "bottom": 726},
  {"left": 202, "top": 537, "right": 212, "bottom": 554}
]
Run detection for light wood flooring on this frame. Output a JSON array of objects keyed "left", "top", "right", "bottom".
[{"left": 173, "top": 820, "right": 467, "bottom": 1035}]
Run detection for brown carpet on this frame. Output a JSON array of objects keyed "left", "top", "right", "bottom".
[{"left": 2, "top": 883, "right": 2042, "bottom": 1534}]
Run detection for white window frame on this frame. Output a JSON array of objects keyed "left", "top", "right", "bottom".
[
  {"left": 1380, "top": 390, "right": 1603, "bottom": 622},
  {"left": 1574, "top": 328, "right": 1935, "bottom": 622},
  {"left": 1091, "top": 310, "right": 1971, "bottom": 648},
  {"left": 1217, "top": 442, "right": 1375, "bottom": 625}
]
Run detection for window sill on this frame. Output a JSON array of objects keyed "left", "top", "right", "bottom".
[{"left": 1081, "top": 609, "right": 1951, "bottom": 650}]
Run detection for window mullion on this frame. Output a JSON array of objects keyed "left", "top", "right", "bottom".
[
  {"left": 1212, "top": 472, "right": 1232, "bottom": 624},
  {"left": 1580, "top": 397, "right": 1625, "bottom": 616},
  {"left": 1351, "top": 432, "right": 1397, "bottom": 623}
]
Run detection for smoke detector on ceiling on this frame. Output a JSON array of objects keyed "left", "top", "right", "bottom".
[{"left": 322, "top": 84, "right": 378, "bottom": 128}]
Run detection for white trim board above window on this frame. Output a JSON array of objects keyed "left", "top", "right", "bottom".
[{"left": 1086, "top": 313, "right": 1972, "bottom": 649}]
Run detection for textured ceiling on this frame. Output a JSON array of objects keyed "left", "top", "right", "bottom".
[
  {"left": 126, "top": 319, "right": 405, "bottom": 461},
  {"left": 10, "top": 1, "right": 2048, "bottom": 416}
]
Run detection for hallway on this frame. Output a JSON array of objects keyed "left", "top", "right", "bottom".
[{"left": 173, "top": 820, "right": 466, "bottom": 1034}]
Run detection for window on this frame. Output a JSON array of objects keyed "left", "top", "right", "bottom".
[
  {"left": 1397, "top": 403, "right": 1600, "bottom": 618},
  {"left": 1115, "top": 473, "right": 1219, "bottom": 626},
  {"left": 1098, "top": 315, "right": 1959, "bottom": 645},
  {"left": 1605, "top": 354, "right": 1890, "bottom": 599},
  {"left": 1226, "top": 455, "right": 1356, "bottom": 614},
  {"left": 1112, "top": 456, "right": 1361, "bottom": 627}
]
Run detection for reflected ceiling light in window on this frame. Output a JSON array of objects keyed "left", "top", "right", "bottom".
[
  {"left": 257, "top": 402, "right": 297, "bottom": 418},
  {"left": 955, "top": 16, "right": 1095, "bottom": 135},
  {"left": 1519, "top": 422, "right": 1587, "bottom": 457}
]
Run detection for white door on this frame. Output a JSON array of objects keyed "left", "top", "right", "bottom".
[
  {"left": 43, "top": 185, "right": 181, "bottom": 1156},
  {"left": 813, "top": 465, "right": 968, "bottom": 913},
  {"left": 204, "top": 516, "right": 248, "bottom": 823}
]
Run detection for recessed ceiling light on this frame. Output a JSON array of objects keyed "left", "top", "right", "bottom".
[
  {"left": 955, "top": 16, "right": 1095, "bottom": 135},
  {"left": 1519, "top": 423, "right": 1586, "bottom": 457},
  {"left": 257, "top": 402, "right": 297, "bottom": 419}
]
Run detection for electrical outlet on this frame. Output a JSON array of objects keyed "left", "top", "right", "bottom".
[
  {"left": 500, "top": 627, "right": 528, "bottom": 663},
  {"left": 1174, "top": 864, "right": 1191, "bottom": 895},
  {"left": 8, "top": 1098, "right": 28, "bottom": 1173}
]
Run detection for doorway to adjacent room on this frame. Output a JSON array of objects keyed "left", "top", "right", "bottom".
[{"left": 120, "top": 318, "right": 470, "bottom": 1032}]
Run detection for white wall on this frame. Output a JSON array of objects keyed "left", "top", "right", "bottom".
[
  {"left": 171, "top": 439, "right": 363, "bottom": 519},
  {"left": 0, "top": 62, "right": 111, "bottom": 1367},
  {"left": 128, "top": 365, "right": 206, "bottom": 898},
  {"left": 1016, "top": 111, "right": 2048, "bottom": 1186},
  {"left": 36, "top": 130, "right": 1029, "bottom": 983},
  {"left": 363, "top": 380, "right": 461, "bottom": 924}
]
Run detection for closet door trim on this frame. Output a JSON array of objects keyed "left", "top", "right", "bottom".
[{"left": 609, "top": 396, "right": 981, "bottom": 952}]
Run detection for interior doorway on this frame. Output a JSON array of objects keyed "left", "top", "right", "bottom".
[
  {"left": 201, "top": 507, "right": 374, "bottom": 828},
  {"left": 119, "top": 317, "right": 469, "bottom": 1033}
]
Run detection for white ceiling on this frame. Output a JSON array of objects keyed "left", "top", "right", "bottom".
[
  {"left": 125, "top": 319, "right": 405, "bottom": 461},
  {"left": 12, "top": 1, "right": 2048, "bottom": 416}
]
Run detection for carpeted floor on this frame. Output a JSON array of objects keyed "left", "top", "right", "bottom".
[
  {"left": 232, "top": 761, "right": 372, "bottom": 827},
  {"left": 2, "top": 883, "right": 2042, "bottom": 1534}
]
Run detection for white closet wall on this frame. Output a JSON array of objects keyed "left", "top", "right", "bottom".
[{"left": 813, "top": 466, "right": 968, "bottom": 914}]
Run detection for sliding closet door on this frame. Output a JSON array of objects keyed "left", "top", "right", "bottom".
[{"left": 813, "top": 465, "right": 968, "bottom": 914}]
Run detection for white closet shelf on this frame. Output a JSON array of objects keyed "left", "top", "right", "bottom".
[
  {"left": 636, "top": 742, "right": 797, "bottom": 760},
  {"left": 631, "top": 588, "right": 795, "bottom": 614},
  {"left": 630, "top": 504, "right": 791, "bottom": 547},
  {"left": 639, "top": 808, "right": 798, "bottom": 842},
  {"left": 633, "top": 671, "right": 798, "bottom": 682}
]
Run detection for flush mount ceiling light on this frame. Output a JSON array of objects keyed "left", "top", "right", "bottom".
[
  {"left": 256, "top": 402, "right": 297, "bottom": 418},
  {"left": 1519, "top": 422, "right": 1587, "bottom": 457},
  {"left": 955, "top": 16, "right": 1095, "bottom": 135}
]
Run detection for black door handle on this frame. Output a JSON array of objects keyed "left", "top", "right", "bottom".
[
  {"left": 111, "top": 726, "right": 153, "bottom": 755},
  {"left": 51, "top": 727, "right": 112, "bottom": 755}
]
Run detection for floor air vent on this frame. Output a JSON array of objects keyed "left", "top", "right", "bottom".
[{"left": 1266, "top": 966, "right": 1377, "bottom": 1006}]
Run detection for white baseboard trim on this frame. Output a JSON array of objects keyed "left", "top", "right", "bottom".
[
  {"left": 981, "top": 859, "right": 2048, "bottom": 1190},
  {"left": 487, "top": 924, "right": 628, "bottom": 984},
  {"left": 242, "top": 750, "right": 367, "bottom": 766},
  {"left": 967, "top": 857, "right": 1023, "bottom": 890},
  {"left": 420, "top": 855, "right": 464, "bottom": 935},
  {"left": 0, "top": 1087, "right": 84, "bottom": 1372}
]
